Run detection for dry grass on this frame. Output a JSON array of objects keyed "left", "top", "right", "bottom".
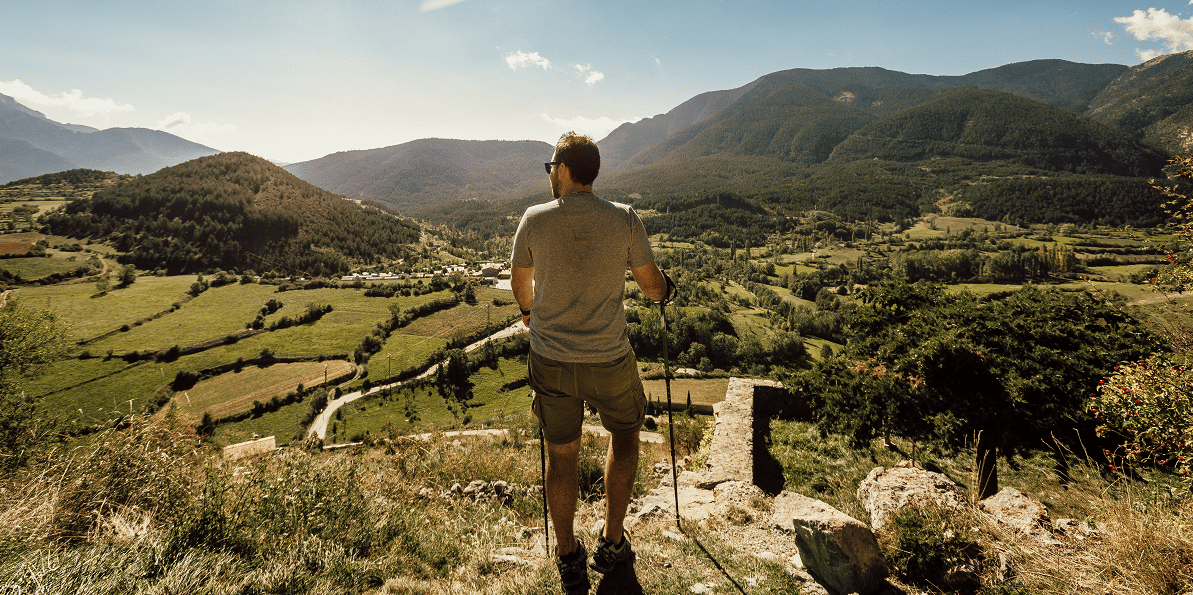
[{"left": 981, "top": 472, "right": 1193, "bottom": 595}]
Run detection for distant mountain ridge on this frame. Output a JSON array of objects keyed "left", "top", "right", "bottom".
[
  {"left": 283, "top": 57, "right": 1175, "bottom": 215},
  {"left": 283, "top": 139, "right": 552, "bottom": 211},
  {"left": 0, "top": 93, "right": 218, "bottom": 183}
]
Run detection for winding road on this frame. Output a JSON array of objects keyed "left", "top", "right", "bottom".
[{"left": 308, "top": 320, "right": 528, "bottom": 441}]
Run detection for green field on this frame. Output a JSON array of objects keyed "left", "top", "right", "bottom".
[
  {"left": 15, "top": 275, "right": 195, "bottom": 342},
  {"left": 330, "top": 355, "right": 530, "bottom": 442},
  {"left": 0, "top": 254, "right": 90, "bottom": 280},
  {"left": 174, "top": 359, "right": 354, "bottom": 422}
]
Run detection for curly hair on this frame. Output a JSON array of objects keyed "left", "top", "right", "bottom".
[{"left": 554, "top": 131, "right": 600, "bottom": 186}]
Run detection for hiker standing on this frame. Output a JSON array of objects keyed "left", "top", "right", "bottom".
[{"left": 511, "top": 132, "right": 670, "bottom": 593}]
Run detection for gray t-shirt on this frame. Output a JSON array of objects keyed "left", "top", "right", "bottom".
[{"left": 510, "top": 192, "right": 655, "bottom": 363}]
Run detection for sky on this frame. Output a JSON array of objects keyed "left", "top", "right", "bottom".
[{"left": 4, "top": 1, "right": 1193, "bottom": 164}]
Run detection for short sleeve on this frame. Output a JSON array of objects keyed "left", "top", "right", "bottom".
[
  {"left": 510, "top": 211, "right": 534, "bottom": 268},
  {"left": 626, "top": 207, "right": 654, "bottom": 268}
]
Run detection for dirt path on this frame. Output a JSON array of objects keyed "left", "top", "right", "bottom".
[
  {"left": 308, "top": 320, "right": 529, "bottom": 441},
  {"left": 0, "top": 289, "right": 10, "bottom": 308}
]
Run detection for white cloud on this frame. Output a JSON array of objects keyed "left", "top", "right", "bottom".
[
  {"left": 421, "top": 0, "right": 467, "bottom": 10},
  {"left": 574, "top": 64, "right": 605, "bottom": 85},
  {"left": 506, "top": 50, "right": 552, "bottom": 70},
  {"left": 156, "top": 112, "right": 236, "bottom": 149},
  {"left": 541, "top": 113, "right": 642, "bottom": 140},
  {"left": 0, "top": 79, "right": 134, "bottom": 117},
  {"left": 1092, "top": 31, "right": 1114, "bottom": 45},
  {"left": 1115, "top": 8, "right": 1193, "bottom": 60}
]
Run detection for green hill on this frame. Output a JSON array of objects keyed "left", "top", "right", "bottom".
[
  {"left": 284, "top": 139, "right": 552, "bottom": 212},
  {"left": 828, "top": 87, "right": 1169, "bottom": 177},
  {"left": 1086, "top": 50, "right": 1193, "bottom": 155},
  {"left": 41, "top": 152, "right": 420, "bottom": 276}
]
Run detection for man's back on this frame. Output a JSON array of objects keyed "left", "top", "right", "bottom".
[{"left": 510, "top": 192, "right": 654, "bottom": 363}]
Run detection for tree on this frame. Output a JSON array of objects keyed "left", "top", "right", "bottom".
[
  {"left": 118, "top": 264, "right": 137, "bottom": 288},
  {"left": 1151, "top": 155, "right": 1193, "bottom": 294},
  {"left": 801, "top": 281, "right": 1163, "bottom": 494},
  {"left": 436, "top": 349, "right": 473, "bottom": 411},
  {"left": 0, "top": 300, "right": 69, "bottom": 471}
]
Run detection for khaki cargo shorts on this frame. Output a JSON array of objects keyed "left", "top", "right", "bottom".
[{"left": 529, "top": 349, "right": 647, "bottom": 445}]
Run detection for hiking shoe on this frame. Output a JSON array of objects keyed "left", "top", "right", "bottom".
[
  {"left": 588, "top": 529, "right": 634, "bottom": 573},
  {"left": 556, "top": 541, "right": 590, "bottom": 595}
]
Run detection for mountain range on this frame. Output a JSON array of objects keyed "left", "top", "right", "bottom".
[
  {"left": 283, "top": 54, "right": 1193, "bottom": 217},
  {"left": 0, "top": 93, "right": 218, "bottom": 184}
]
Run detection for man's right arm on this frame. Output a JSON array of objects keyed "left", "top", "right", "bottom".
[
  {"left": 631, "top": 262, "right": 668, "bottom": 302},
  {"left": 512, "top": 265, "right": 534, "bottom": 327}
]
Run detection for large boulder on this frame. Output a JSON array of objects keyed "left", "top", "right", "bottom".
[
  {"left": 771, "top": 491, "right": 888, "bottom": 595},
  {"left": 856, "top": 464, "right": 967, "bottom": 531},
  {"left": 980, "top": 487, "right": 1051, "bottom": 537}
]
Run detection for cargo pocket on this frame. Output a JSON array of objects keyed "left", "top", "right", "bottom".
[{"left": 527, "top": 351, "right": 564, "bottom": 397}]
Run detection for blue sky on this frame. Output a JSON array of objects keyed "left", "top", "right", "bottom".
[{"left": 3, "top": 0, "right": 1193, "bottom": 164}]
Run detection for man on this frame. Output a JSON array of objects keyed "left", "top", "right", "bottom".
[{"left": 511, "top": 132, "right": 670, "bottom": 593}]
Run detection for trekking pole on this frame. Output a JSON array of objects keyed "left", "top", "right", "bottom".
[
  {"left": 539, "top": 419, "right": 550, "bottom": 554},
  {"left": 658, "top": 272, "right": 681, "bottom": 532}
]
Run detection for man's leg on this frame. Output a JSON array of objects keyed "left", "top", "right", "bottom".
[
  {"left": 546, "top": 436, "right": 582, "bottom": 555},
  {"left": 601, "top": 430, "right": 640, "bottom": 543}
]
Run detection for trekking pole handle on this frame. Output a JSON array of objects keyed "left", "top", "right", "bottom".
[{"left": 656, "top": 269, "right": 677, "bottom": 305}]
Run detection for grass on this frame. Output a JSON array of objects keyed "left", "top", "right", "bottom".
[
  {"left": 173, "top": 360, "right": 353, "bottom": 422},
  {"left": 85, "top": 282, "right": 281, "bottom": 353},
  {"left": 641, "top": 378, "right": 730, "bottom": 408},
  {"left": 16, "top": 275, "right": 196, "bottom": 342},
  {"left": 333, "top": 355, "right": 530, "bottom": 441},
  {"left": 212, "top": 398, "right": 311, "bottom": 446}
]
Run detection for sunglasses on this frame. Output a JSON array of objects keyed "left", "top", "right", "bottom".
[{"left": 544, "top": 161, "right": 561, "bottom": 175}]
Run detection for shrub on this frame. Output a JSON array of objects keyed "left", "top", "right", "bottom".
[
  {"left": 1093, "top": 354, "right": 1193, "bottom": 481},
  {"left": 878, "top": 506, "right": 980, "bottom": 590}
]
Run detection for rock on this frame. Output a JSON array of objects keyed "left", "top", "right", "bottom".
[
  {"left": 856, "top": 465, "right": 966, "bottom": 531},
  {"left": 1053, "top": 518, "right": 1101, "bottom": 540},
  {"left": 980, "top": 487, "right": 1050, "bottom": 536},
  {"left": 771, "top": 491, "right": 887, "bottom": 595}
]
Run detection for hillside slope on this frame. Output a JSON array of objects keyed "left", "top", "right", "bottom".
[
  {"left": 0, "top": 135, "right": 77, "bottom": 183},
  {"left": 42, "top": 152, "right": 420, "bottom": 275},
  {"left": 828, "top": 87, "right": 1169, "bottom": 176},
  {"left": 284, "top": 139, "right": 552, "bottom": 213},
  {"left": 1086, "top": 50, "right": 1193, "bottom": 155}
]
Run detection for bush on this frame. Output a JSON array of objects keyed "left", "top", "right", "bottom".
[
  {"left": 879, "top": 506, "right": 980, "bottom": 590},
  {"left": 1093, "top": 354, "right": 1193, "bottom": 481}
]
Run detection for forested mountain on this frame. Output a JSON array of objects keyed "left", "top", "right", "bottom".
[
  {"left": 1086, "top": 50, "right": 1193, "bottom": 155},
  {"left": 601, "top": 60, "right": 1128, "bottom": 171},
  {"left": 0, "top": 93, "right": 218, "bottom": 183},
  {"left": 828, "top": 87, "right": 1168, "bottom": 176},
  {"left": 274, "top": 57, "right": 1189, "bottom": 235},
  {"left": 283, "top": 139, "right": 552, "bottom": 212},
  {"left": 41, "top": 152, "right": 420, "bottom": 276}
]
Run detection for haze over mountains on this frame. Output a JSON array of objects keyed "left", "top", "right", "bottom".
[{"left": 0, "top": 93, "right": 217, "bottom": 184}]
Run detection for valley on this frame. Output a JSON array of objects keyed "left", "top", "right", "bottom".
[{"left": 3, "top": 54, "right": 1193, "bottom": 594}]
